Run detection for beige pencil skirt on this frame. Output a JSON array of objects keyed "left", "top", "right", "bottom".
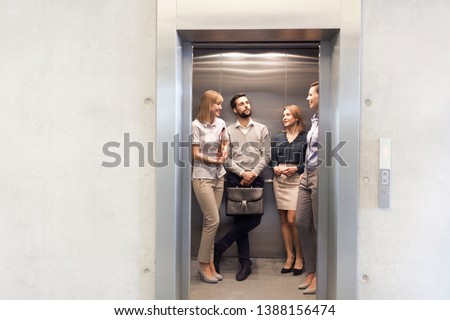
[{"left": 273, "top": 163, "right": 301, "bottom": 211}]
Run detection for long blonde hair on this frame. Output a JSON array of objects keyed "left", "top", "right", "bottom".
[
  {"left": 196, "top": 90, "right": 223, "bottom": 123},
  {"left": 282, "top": 105, "right": 305, "bottom": 135}
]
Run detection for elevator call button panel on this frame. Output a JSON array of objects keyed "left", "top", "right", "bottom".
[{"left": 379, "top": 138, "right": 391, "bottom": 209}]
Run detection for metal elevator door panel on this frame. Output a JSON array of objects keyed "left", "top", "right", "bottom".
[{"left": 191, "top": 45, "right": 319, "bottom": 259}]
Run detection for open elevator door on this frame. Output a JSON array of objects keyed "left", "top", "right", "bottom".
[{"left": 187, "top": 42, "right": 322, "bottom": 299}]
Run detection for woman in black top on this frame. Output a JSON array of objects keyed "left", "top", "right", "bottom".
[{"left": 271, "top": 105, "right": 307, "bottom": 275}]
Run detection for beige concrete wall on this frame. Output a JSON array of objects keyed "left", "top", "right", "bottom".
[
  {"left": 359, "top": 0, "right": 450, "bottom": 299},
  {"left": 0, "top": 0, "right": 156, "bottom": 299}
]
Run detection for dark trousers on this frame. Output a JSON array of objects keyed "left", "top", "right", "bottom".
[{"left": 214, "top": 172, "right": 263, "bottom": 265}]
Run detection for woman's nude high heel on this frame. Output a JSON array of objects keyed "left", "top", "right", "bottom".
[
  {"left": 213, "top": 272, "right": 223, "bottom": 281},
  {"left": 196, "top": 263, "right": 218, "bottom": 284},
  {"left": 210, "top": 261, "right": 223, "bottom": 280}
]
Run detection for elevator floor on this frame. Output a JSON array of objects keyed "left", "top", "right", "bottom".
[{"left": 190, "top": 258, "right": 316, "bottom": 300}]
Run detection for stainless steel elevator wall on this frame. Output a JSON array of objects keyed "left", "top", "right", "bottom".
[{"left": 191, "top": 47, "right": 319, "bottom": 259}]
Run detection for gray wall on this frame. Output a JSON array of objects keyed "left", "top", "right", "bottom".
[
  {"left": 0, "top": 0, "right": 156, "bottom": 299},
  {"left": 1, "top": 0, "right": 450, "bottom": 299},
  {"left": 359, "top": 0, "right": 450, "bottom": 299}
]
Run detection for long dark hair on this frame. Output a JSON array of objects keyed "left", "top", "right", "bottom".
[{"left": 310, "top": 81, "right": 319, "bottom": 94}]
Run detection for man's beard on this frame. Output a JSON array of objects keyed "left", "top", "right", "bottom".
[{"left": 238, "top": 109, "right": 251, "bottom": 118}]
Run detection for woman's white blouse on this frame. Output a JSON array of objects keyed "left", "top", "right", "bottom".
[{"left": 192, "top": 118, "right": 228, "bottom": 179}]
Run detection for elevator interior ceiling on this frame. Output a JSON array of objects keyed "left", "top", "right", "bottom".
[{"left": 179, "top": 29, "right": 338, "bottom": 42}]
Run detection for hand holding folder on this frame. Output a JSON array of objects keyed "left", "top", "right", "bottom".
[{"left": 216, "top": 127, "right": 227, "bottom": 163}]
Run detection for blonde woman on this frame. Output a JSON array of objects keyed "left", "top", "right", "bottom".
[
  {"left": 271, "top": 105, "right": 306, "bottom": 276},
  {"left": 192, "top": 90, "right": 228, "bottom": 283}
]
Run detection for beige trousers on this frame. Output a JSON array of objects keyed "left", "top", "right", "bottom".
[{"left": 192, "top": 177, "right": 224, "bottom": 263}]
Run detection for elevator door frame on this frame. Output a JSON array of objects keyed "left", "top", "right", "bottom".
[{"left": 155, "top": 0, "right": 360, "bottom": 300}]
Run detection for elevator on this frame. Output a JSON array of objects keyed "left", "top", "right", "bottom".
[
  {"left": 156, "top": 0, "right": 361, "bottom": 300},
  {"left": 190, "top": 45, "right": 319, "bottom": 259}
]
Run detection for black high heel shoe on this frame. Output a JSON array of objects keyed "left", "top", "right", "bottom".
[
  {"left": 280, "top": 258, "right": 295, "bottom": 274},
  {"left": 292, "top": 259, "right": 304, "bottom": 276}
]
